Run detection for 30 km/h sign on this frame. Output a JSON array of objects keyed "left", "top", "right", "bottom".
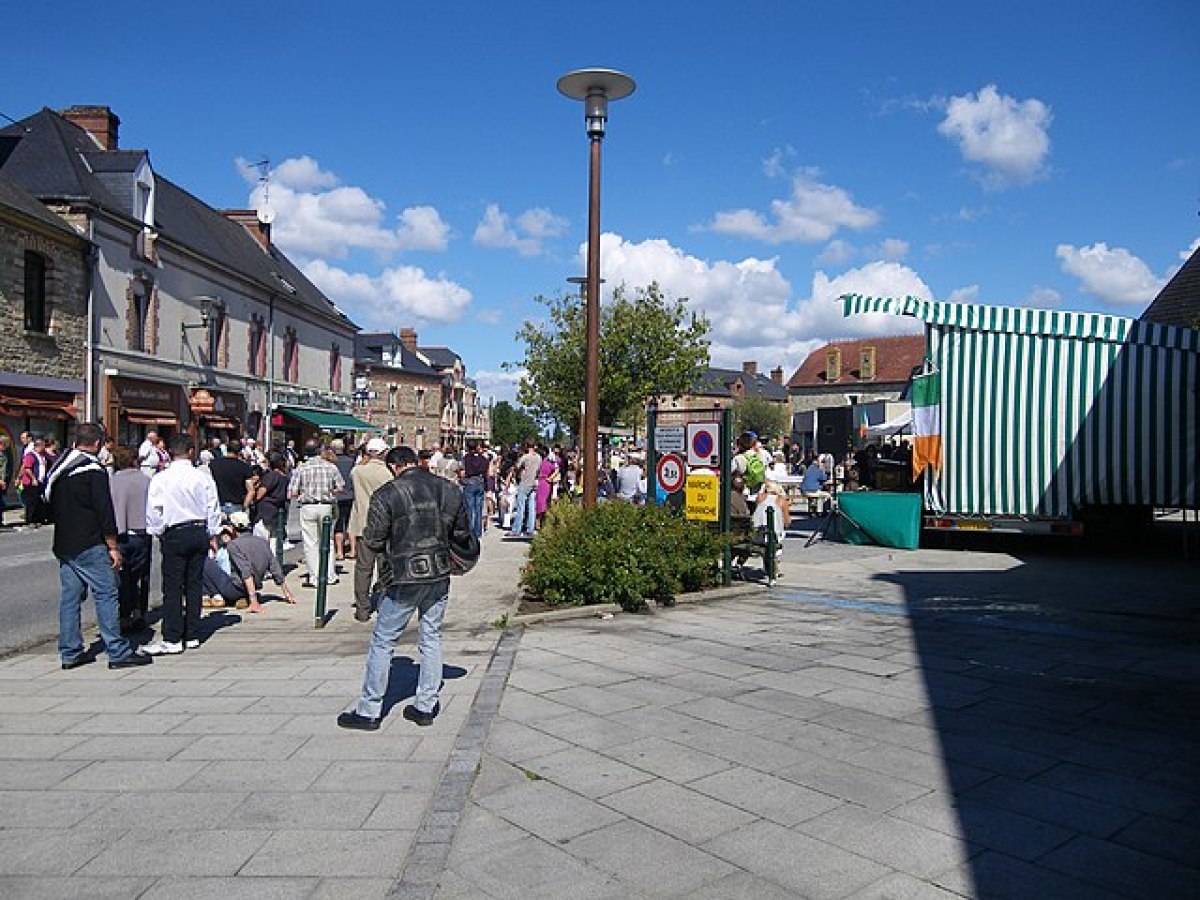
[
  {"left": 686, "top": 422, "right": 720, "bottom": 467},
  {"left": 656, "top": 453, "right": 686, "bottom": 494}
]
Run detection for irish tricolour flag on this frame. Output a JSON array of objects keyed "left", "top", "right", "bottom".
[{"left": 910, "top": 371, "right": 942, "bottom": 480}]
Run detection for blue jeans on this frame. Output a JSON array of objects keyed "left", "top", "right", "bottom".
[
  {"left": 512, "top": 484, "right": 536, "bottom": 535},
  {"left": 354, "top": 579, "right": 448, "bottom": 718},
  {"left": 58, "top": 544, "right": 133, "bottom": 663},
  {"left": 463, "top": 478, "right": 485, "bottom": 539}
]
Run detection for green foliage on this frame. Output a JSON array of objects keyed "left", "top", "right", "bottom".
[
  {"left": 513, "top": 282, "right": 710, "bottom": 435},
  {"left": 521, "top": 501, "right": 723, "bottom": 612},
  {"left": 732, "top": 395, "right": 792, "bottom": 444},
  {"left": 490, "top": 401, "right": 541, "bottom": 448}
]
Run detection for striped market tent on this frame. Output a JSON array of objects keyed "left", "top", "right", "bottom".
[{"left": 842, "top": 294, "right": 1199, "bottom": 518}]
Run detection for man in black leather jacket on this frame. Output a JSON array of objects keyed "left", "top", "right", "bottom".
[{"left": 338, "top": 446, "right": 469, "bottom": 730}]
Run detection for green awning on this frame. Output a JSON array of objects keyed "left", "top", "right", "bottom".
[{"left": 277, "top": 406, "right": 380, "bottom": 432}]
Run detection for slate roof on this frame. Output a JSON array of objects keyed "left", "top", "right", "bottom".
[
  {"left": 0, "top": 107, "right": 355, "bottom": 331},
  {"left": 418, "top": 346, "right": 461, "bottom": 371},
  {"left": 355, "top": 333, "right": 442, "bottom": 378},
  {"left": 0, "top": 172, "right": 87, "bottom": 242},
  {"left": 787, "top": 334, "right": 925, "bottom": 389},
  {"left": 1141, "top": 244, "right": 1200, "bottom": 328},
  {"left": 689, "top": 367, "right": 789, "bottom": 402}
]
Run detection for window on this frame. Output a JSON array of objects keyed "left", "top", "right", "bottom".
[
  {"left": 23, "top": 252, "right": 47, "bottom": 333},
  {"left": 860, "top": 346, "right": 876, "bottom": 381},
  {"left": 388, "top": 385, "right": 398, "bottom": 412},
  {"left": 825, "top": 348, "right": 841, "bottom": 383},
  {"left": 248, "top": 315, "right": 265, "bottom": 376},
  {"left": 283, "top": 327, "right": 299, "bottom": 383},
  {"left": 416, "top": 387, "right": 426, "bottom": 415},
  {"left": 129, "top": 283, "right": 151, "bottom": 352},
  {"left": 207, "top": 304, "right": 226, "bottom": 367}
]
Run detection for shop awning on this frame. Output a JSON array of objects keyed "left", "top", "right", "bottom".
[
  {"left": 124, "top": 407, "right": 180, "bottom": 426},
  {"left": 278, "top": 407, "right": 379, "bottom": 431},
  {"left": 0, "top": 389, "right": 78, "bottom": 420}
]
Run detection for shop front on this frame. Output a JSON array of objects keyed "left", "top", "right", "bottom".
[
  {"left": 105, "top": 376, "right": 184, "bottom": 447},
  {"left": 271, "top": 405, "right": 379, "bottom": 449},
  {"left": 188, "top": 388, "right": 248, "bottom": 445},
  {"left": 0, "top": 374, "right": 81, "bottom": 506}
]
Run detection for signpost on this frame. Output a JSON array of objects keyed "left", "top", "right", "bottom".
[
  {"left": 656, "top": 452, "right": 686, "bottom": 494},
  {"left": 685, "top": 472, "right": 719, "bottom": 522},
  {"left": 686, "top": 422, "right": 720, "bottom": 468}
]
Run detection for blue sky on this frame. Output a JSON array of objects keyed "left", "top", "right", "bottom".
[{"left": 6, "top": 1, "right": 1198, "bottom": 402}]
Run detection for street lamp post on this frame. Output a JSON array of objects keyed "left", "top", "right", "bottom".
[{"left": 558, "top": 68, "right": 635, "bottom": 509}]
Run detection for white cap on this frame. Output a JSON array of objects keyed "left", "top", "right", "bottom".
[{"left": 366, "top": 437, "right": 389, "bottom": 455}]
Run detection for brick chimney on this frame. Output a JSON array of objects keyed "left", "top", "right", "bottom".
[
  {"left": 61, "top": 105, "right": 120, "bottom": 150},
  {"left": 222, "top": 210, "right": 271, "bottom": 252},
  {"left": 399, "top": 328, "right": 419, "bottom": 353},
  {"left": 742, "top": 361, "right": 758, "bottom": 376},
  {"left": 770, "top": 366, "right": 784, "bottom": 385}
]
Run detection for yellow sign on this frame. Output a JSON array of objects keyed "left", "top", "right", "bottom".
[{"left": 685, "top": 473, "right": 719, "bottom": 522}]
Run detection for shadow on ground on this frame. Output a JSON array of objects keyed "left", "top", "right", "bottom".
[
  {"left": 878, "top": 550, "right": 1200, "bottom": 898},
  {"left": 380, "top": 657, "right": 468, "bottom": 718}
]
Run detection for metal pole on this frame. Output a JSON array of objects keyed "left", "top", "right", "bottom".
[
  {"left": 646, "top": 403, "right": 658, "bottom": 504},
  {"left": 720, "top": 406, "right": 733, "bottom": 586},
  {"left": 315, "top": 514, "right": 332, "bottom": 628},
  {"left": 582, "top": 134, "right": 603, "bottom": 510},
  {"left": 766, "top": 505, "right": 777, "bottom": 584}
]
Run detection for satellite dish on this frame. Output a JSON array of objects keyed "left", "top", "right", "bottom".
[{"left": 257, "top": 206, "right": 276, "bottom": 225}]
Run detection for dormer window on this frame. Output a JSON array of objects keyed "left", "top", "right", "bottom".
[{"left": 133, "top": 158, "right": 155, "bottom": 228}]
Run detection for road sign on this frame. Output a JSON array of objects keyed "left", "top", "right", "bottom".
[
  {"left": 656, "top": 452, "right": 686, "bottom": 493},
  {"left": 686, "top": 422, "right": 720, "bottom": 468},
  {"left": 654, "top": 426, "right": 686, "bottom": 454},
  {"left": 685, "top": 472, "right": 719, "bottom": 521}
]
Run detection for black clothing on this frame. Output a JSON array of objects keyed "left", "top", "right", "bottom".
[
  {"left": 254, "top": 468, "right": 289, "bottom": 531},
  {"left": 49, "top": 453, "right": 117, "bottom": 559},
  {"left": 363, "top": 466, "right": 469, "bottom": 584},
  {"left": 160, "top": 524, "right": 207, "bottom": 643},
  {"left": 117, "top": 532, "right": 152, "bottom": 622},
  {"left": 335, "top": 455, "right": 356, "bottom": 502},
  {"left": 209, "top": 455, "right": 253, "bottom": 507},
  {"left": 462, "top": 451, "right": 489, "bottom": 480}
]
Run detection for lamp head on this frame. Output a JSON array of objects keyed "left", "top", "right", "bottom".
[{"left": 557, "top": 69, "right": 636, "bottom": 139}]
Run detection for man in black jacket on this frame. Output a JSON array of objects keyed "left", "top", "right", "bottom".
[
  {"left": 47, "top": 423, "right": 152, "bottom": 670},
  {"left": 338, "top": 446, "right": 469, "bottom": 730}
]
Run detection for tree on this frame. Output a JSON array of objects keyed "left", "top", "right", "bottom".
[
  {"left": 490, "top": 401, "right": 541, "bottom": 448},
  {"left": 732, "top": 395, "right": 791, "bottom": 444},
  {"left": 514, "top": 283, "right": 710, "bottom": 436}
]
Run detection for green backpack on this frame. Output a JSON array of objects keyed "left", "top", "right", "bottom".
[{"left": 741, "top": 451, "right": 766, "bottom": 491}]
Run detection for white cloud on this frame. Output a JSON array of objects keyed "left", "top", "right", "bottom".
[
  {"left": 238, "top": 155, "right": 451, "bottom": 259},
  {"left": 706, "top": 169, "right": 880, "bottom": 244},
  {"left": 473, "top": 204, "right": 568, "bottom": 257},
  {"left": 586, "top": 234, "right": 927, "bottom": 378},
  {"left": 867, "top": 238, "right": 909, "bottom": 262},
  {"left": 1022, "top": 286, "right": 1062, "bottom": 308},
  {"left": 816, "top": 239, "right": 856, "bottom": 267},
  {"left": 947, "top": 285, "right": 980, "bottom": 305},
  {"left": 1056, "top": 242, "right": 1164, "bottom": 305},
  {"left": 303, "top": 259, "right": 472, "bottom": 329},
  {"left": 1180, "top": 237, "right": 1200, "bottom": 261},
  {"left": 476, "top": 308, "right": 503, "bottom": 326},
  {"left": 937, "top": 85, "right": 1052, "bottom": 189},
  {"left": 473, "top": 368, "right": 525, "bottom": 405}
]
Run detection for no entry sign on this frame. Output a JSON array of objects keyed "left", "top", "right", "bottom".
[
  {"left": 656, "top": 452, "right": 686, "bottom": 493},
  {"left": 686, "top": 422, "right": 720, "bottom": 468}
]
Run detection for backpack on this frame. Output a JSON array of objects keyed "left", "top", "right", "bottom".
[{"left": 741, "top": 451, "right": 766, "bottom": 491}]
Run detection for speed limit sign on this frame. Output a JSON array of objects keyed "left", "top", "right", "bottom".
[{"left": 656, "top": 452, "right": 686, "bottom": 494}]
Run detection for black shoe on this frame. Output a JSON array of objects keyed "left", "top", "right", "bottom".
[
  {"left": 109, "top": 654, "right": 153, "bottom": 669},
  {"left": 61, "top": 655, "right": 93, "bottom": 671},
  {"left": 337, "top": 710, "right": 380, "bottom": 731},
  {"left": 353, "top": 609, "right": 372, "bottom": 623},
  {"left": 402, "top": 702, "right": 440, "bottom": 727}
]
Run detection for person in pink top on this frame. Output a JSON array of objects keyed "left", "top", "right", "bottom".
[{"left": 535, "top": 444, "right": 559, "bottom": 528}]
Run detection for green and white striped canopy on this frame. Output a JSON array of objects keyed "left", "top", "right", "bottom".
[{"left": 842, "top": 294, "right": 1199, "bottom": 517}]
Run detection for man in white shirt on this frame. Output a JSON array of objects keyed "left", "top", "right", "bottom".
[
  {"left": 140, "top": 434, "right": 222, "bottom": 656},
  {"left": 137, "top": 430, "right": 161, "bottom": 477}
]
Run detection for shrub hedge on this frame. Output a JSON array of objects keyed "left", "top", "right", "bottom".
[{"left": 520, "top": 501, "right": 723, "bottom": 612}]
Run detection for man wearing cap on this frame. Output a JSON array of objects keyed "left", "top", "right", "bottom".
[
  {"left": 348, "top": 438, "right": 393, "bottom": 622},
  {"left": 288, "top": 440, "right": 344, "bottom": 587},
  {"left": 202, "top": 512, "right": 298, "bottom": 613}
]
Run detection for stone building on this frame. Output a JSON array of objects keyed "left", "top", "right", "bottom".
[
  {"left": 0, "top": 173, "right": 91, "bottom": 503},
  {"left": 655, "top": 361, "right": 790, "bottom": 415},
  {"left": 352, "top": 331, "right": 445, "bottom": 449},
  {"left": 0, "top": 105, "right": 364, "bottom": 451},
  {"left": 407, "top": 330, "right": 490, "bottom": 449}
]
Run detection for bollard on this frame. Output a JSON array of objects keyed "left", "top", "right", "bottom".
[
  {"left": 765, "top": 505, "right": 777, "bottom": 583},
  {"left": 274, "top": 507, "right": 287, "bottom": 569},
  {"left": 315, "top": 514, "right": 332, "bottom": 628}
]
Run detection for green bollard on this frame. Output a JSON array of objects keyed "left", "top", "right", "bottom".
[
  {"left": 315, "top": 514, "right": 332, "bottom": 628},
  {"left": 275, "top": 507, "right": 287, "bottom": 569},
  {"left": 765, "top": 505, "right": 777, "bottom": 583}
]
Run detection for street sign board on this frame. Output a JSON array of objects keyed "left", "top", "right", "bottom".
[
  {"left": 686, "top": 422, "right": 720, "bottom": 468},
  {"left": 685, "top": 472, "right": 719, "bottom": 521},
  {"left": 654, "top": 426, "right": 686, "bottom": 454},
  {"left": 656, "top": 452, "right": 686, "bottom": 493}
]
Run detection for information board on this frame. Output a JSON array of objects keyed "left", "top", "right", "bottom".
[{"left": 654, "top": 426, "right": 686, "bottom": 454}]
